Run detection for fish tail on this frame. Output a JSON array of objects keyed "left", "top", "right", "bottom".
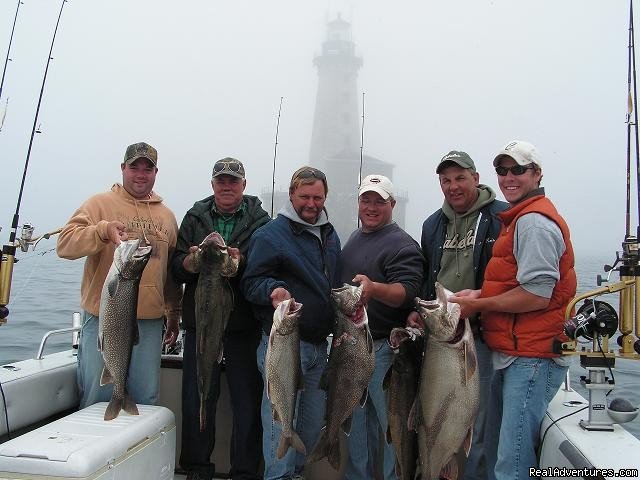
[
  {"left": 276, "top": 433, "right": 291, "bottom": 459},
  {"left": 123, "top": 394, "right": 139, "bottom": 416},
  {"left": 290, "top": 430, "right": 306, "bottom": 456},
  {"left": 307, "top": 430, "right": 340, "bottom": 471},
  {"left": 104, "top": 397, "right": 122, "bottom": 421}
]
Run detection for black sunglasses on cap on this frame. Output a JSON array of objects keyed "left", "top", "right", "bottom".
[
  {"left": 495, "top": 165, "right": 535, "bottom": 176},
  {"left": 213, "top": 159, "right": 244, "bottom": 175},
  {"left": 293, "top": 168, "right": 326, "bottom": 181}
]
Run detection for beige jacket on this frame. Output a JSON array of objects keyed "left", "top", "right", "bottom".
[{"left": 57, "top": 183, "right": 182, "bottom": 323}]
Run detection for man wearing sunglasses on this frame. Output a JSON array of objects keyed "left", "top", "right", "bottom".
[
  {"left": 451, "top": 140, "right": 576, "bottom": 480},
  {"left": 171, "top": 157, "right": 270, "bottom": 480},
  {"left": 339, "top": 174, "right": 423, "bottom": 480},
  {"left": 241, "top": 166, "right": 340, "bottom": 480},
  {"left": 407, "top": 150, "right": 507, "bottom": 480}
]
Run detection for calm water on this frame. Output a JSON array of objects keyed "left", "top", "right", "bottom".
[{"left": 0, "top": 247, "right": 638, "bottom": 438}]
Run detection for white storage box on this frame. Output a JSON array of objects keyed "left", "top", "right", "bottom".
[{"left": 0, "top": 402, "right": 175, "bottom": 479}]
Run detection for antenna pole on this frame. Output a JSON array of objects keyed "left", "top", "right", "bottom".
[
  {"left": 271, "top": 96, "right": 283, "bottom": 218},
  {"left": 357, "top": 92, "right": 365, "bottom": 228}
]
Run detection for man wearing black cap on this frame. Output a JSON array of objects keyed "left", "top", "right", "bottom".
[
  {"left": 58, "top": 141, "right": 182, "bottom": 410},
  {"left": 408, "top": 150, "right": 507, "bottom": 480},
  {"left": 171, "top": 157, "right": 270, "bottom": 480}
]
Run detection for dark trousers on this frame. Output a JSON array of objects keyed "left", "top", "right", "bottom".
[{"left": 180, "top": 326, "right": 263, "bottom": 479}]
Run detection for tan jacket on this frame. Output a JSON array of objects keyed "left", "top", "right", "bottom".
[{"left": 57, "top": 183, "right": 182, "bottom": 323}]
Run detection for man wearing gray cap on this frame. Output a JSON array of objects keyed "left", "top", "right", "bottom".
[
  {"left": 340, "top": 174, "right": 424, "bottom": 480},
  {"left": 171, "top": 157, "right": 270, "bottom": 480},
  {"left": 57, "top": 141, "right": 182, "bottom": 410},
  {"left": 451, "top": 140, "right": 576, "bottom": 480},
  {"left": 408, "top": 150, "right": 507, "bottom": 479}
]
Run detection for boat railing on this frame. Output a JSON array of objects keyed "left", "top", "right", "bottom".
[{"left": 35, "top": 311, "right": 81, "bottom": 360}]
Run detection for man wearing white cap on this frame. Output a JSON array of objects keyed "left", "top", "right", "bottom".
[
  {"left": 340, "top": 174, "right": 424, "bottom": 480},
  {"left": 451, "top": 140, "right": 576, "bottom": 480}
]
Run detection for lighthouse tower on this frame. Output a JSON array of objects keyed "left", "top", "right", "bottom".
[{"left": 309, "top": 14, "right": 406, "bottom": 240}]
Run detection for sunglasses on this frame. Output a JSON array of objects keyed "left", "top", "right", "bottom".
[
  {"left": 495, "top": 165, "right": 535, "bottom": 176},
  {"left": 213, "top": 160, "right": 244, "bottom": 175},
  {"left": 294, "top": 168, "right": 326, "bottom": 181}
]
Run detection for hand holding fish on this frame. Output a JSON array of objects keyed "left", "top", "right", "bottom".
[
  {"left": 406, "top": 310, "right": 424, "bottom": 329},
  {"left": 227, "top": 246, "right": 241, "bottom": 261},
  {"left": 449, "top": 288, "right": 481, "bottom": 319},
  {"left": 182, "top": 245, "right": 200, "bottom": 273},
  {"left": 352, "top": 274, "right": 373, "bottom": 304},
  {"left": 106, "top": 220, "right": 127, "bottom": 244},
  {"left": 163, "top": 317, "right": 179, "bottom": 347},
  {"left": 270, "top": 287, "right": 292, "bottom": 309}
]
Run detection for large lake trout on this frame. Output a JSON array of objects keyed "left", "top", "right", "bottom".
[
  {"left": 98, "top": 238, "right": 152, "bottom": 421},
  {"left": 265, "top": 298, "right": 305, "bottom": 459},
  {"left": 308, "top": 283, "right": 374, "bottom": 471},
  {"left": 413, "top": 282, "right": 479, "bottom": 480},
  {"left": 192, "top": 231, "right": 239, "bottom": 431}
]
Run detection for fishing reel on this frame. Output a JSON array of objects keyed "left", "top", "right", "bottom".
[{"left": 563, "top": 300, "right": 618, "bottom": 341}]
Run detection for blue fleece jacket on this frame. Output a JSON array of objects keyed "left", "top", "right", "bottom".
[{"left": 240, "top": 214, "right": 341, "bottom": 343}]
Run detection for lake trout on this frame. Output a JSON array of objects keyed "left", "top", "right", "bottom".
[
  {"left": 384, "top": 327, "right": 424, "bottom": 480},
  {"left": 193, "top": 231, "right": 238, "bottom": 431},
  {"left": 265, "top": 298, "right": 306, "bottom": 459},
  {"left": 307, "top": 283, "right": 375, "bottom": 471},
  {"left": 412, "top": 282, "right": 479, "bottom": 480},
  {"left": 98, "top": 238, "right": 152, "bottom": 421}
]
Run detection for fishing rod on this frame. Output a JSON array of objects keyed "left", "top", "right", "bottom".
[
  {"left": 357, "top": 91, "right": 365, "bottom": 229},
  {"left": 270, "top": 96, "right": 283, "bottom": 218},
  {"left": 1, "top": 0, "right": 68, "bottom": 325},
  {"left": 0, "top": 0, "right": 22, "bottom": 102},
  {"left": 626, "top": 0, "right": 640, "bottom": 241}
]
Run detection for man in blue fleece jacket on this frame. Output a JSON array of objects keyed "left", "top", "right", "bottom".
[{"left": 241, "top": 166, "right": 340, "bottom": 480}]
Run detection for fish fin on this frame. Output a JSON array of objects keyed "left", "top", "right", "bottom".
[
  {"left": 407, "top": 397, "right": 420, "bottom": 431},
  {"left": 439, "top": 456, "right": 459, "bottom": 480},
  {"left": 266, "top": 378, "right": 271, "bottom": 400},
  {"left": 359, "top": 387, "right": 369, "bottom": 407},
  {"left": 382, "top": 364, "right": 392, "bottom": 391},
  {"left": 199, "top": 403, "right": 207, "bottom": 432},
  {"left": 217, "top": 345, "right": 224, "bottom": 364},
  {"left": 462, "top": 427, "right": 473, "bottom": 456},
  {"left": 100, "top": 366, "right": 113, "bottom": 386},
  {"left": 123, "top": 394, "right": 139, "bottom": 416},
  {"left": 319, "top": 367, "right": 330, "bottom": 391},
  {"left": 132, "top": 322, "right": 140, "bottom": 345},
  {"left": 367, "top": 330, "right": 374, "bottom": 354},
  {"left": 104, "top": 397, "right": 122, "bottom": 421},
  {"left": 342, "top": 415, "right": 353, "bottom": 435},
  {"left": 464, "top": 340, "right": 478, "bottom": 382},
  {"left": 273, "top": 406, "right": 281, "bottom": 422},
  {"left": 107, "top": 276, "right": 120, "bottom": 298},
  {"left": 97, "top": 333, "right": 103, "bottom": 352}
]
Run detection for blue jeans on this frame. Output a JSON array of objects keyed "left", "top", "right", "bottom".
[
  {"left": 257, "top": 333, "right": 328, "bottom": 480},
  {"left": 345, "top": 339, "right": 398, "bottom": 480},
  {"left": 463, "top": 337, "right": 494, "bottom": 480},
  {"left": 180, "top": 327, "right": 263, "bottom": 479},
  {"left": 257, "top": 334, "right": 328, "bottom": 480},
  {"left": 486, "top": 357, "right": 568, "bottom": 480},
  {"left": 77, "top": 311, "right": 163, "bottom": 408}
]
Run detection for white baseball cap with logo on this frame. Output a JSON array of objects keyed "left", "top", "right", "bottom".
[
  {"left": 493, "top": 140, "right": 542, "bottom": 168},
  {"left": 358, "top": 174, "right": 394, "bottom": 200}
]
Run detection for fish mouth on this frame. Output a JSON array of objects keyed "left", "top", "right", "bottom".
[{"left": 200, "top": 231, "right": 227, "bottom": 251}]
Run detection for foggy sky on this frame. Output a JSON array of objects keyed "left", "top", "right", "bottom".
[{"left": 0, "top": 0, "right": 635, "bottom": 265}]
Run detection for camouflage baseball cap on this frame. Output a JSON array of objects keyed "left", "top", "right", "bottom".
[
  {"left": 212, "top": 157, "right": 245, "bottom": 179},
  {"left": 124, "top": 142, "right": 157, "bottom": 166}
]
